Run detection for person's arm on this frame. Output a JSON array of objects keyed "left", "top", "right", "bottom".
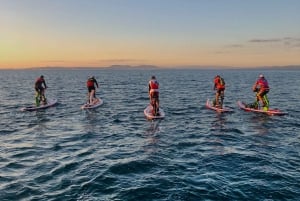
[
  {"left": 252, "top": 80, "right": 258, "bottom": 91},
  {"left": 94, "top": 79, "right": 99, "bottom": 88},
  {"left": 43, "top": 80, "right": 47, "bottom": 89},
  {"left": 213, "top": 78, "right": 217, "bottom": 90}
]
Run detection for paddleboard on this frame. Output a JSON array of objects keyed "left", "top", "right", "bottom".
[
  {"left": 237, "top": 101, "right": 287, "bottom": 116},
  {"left": 81, "top": 97, "right": 103, "bottom": 109},
  {"left": 206, "top": 99, "right": 232, "bottom": 113},
  {"left": 144, "top": 105, "right": 165, "bottom": 120},
  {"left": 21, "top": 98, "right": 58, "bottom": 111}
]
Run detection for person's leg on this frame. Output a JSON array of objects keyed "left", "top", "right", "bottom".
[
  {"left": 41, "top": 88, "right": 47, "bottom": 104},
  {"left": 151, "top": 98, "right": 156, "bottom": 115},
  {"left": 215, "top": 90, "right": 220, "bottom": 106},
  {"left": 90, "top": 90, "right": 95, "bottom": 104},
  {"left": 220, "top": 90, "right": 224, "bottom": 107},
  {"left": 155, "top": 93, "right": 159, "bottom": 115},
  {"left": 263, "top": 93, "right": 269, "bottom": 107},
  {"left": 35, "top": 90, "right": 41, "bottom": 106},
  {"left": 155, "top": 92, "right": 159, "bottom": 111},
  {"left": 261, "top": 91, "right": 269, "bottom": 109},
  {"left": 149, "top": 92, "right": 153, "bottom": 105},
  {"left": 150, "top": 92, "right": 157, "bottom": 115},
  {"left": 257, "top": 91, "right": 264, "bottom": 107}
]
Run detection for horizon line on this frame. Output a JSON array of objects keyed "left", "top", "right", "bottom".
[{"left": 0, "top": 64, "right": 299, "bottom": 70}]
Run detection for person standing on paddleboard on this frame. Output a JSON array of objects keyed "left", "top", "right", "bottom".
[
  {"left": 148, "top": 75, "right": 160, "bottom": 115},
  {"left": 213, "top": 75, "right": 225, "bottom": 108},
  {"left": 252, "top": 74, "right": 270, "bottom": 108},
  {"left": 86, "top": 76, "right": 99, "bottom": 105},
  {"left": 35, "top": 75, "right": 47, "bottom": 106}
]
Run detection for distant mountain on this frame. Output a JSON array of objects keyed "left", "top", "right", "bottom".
[
  {"left": 108, "top": 65, "right": 159, "bottom": 70},
  {"left": 173, "top": 65, "right": 300, "bottom": 70},
  {"left": 261, "top": 65, "right": 300, "bottom": 70}
]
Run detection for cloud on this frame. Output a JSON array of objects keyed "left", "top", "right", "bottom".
[
  {"left": 248, "top": 37, "right": 300, "bottom": 48},
  {"left": 215, "top": 36, "right": 300, "bottom": 55},
  {"left": 248, "top": 38, "right": 282, "bottom": 43},
  {"left": 283, "top": 37, "right": 300, "bottom": 42},
  {"left": 283, "top": 37, "right": 300, "bottom": 48},
  {"left": 42, "top": 60, "right": 67, "bottom": 63},
  {"left": 225, "top": 44, "right": 244, "bottom": 48},
  {"left": 96, "top": 59, "right": 146, "bottom": 63}
]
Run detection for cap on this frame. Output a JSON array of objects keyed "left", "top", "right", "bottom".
[{"left": 259, "top": 74, "right": 264, "bottom": 78}]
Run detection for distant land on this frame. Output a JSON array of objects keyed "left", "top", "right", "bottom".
[
  {"left": 0, "top": 65, "right": 299, "bottom": 70},
  {"left": 7, "top": 65, "right": 160, "bottom": 70},
  {"left": 171, "top": 65, "right": 300, "bottom": 70},
  {"left": 107, "top": 65, "right": 159, "bottom": 70}
]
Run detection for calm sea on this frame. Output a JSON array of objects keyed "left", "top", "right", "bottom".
[{"left": 0, "top": 68, "right": 299, "bottom": 201}]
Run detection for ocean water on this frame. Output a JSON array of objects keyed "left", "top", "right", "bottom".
[{"left": 0, "top": 68, "right": 299, "bottom": 201}]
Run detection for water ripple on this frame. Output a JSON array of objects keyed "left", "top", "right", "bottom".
[{"left": 0, "top": 69, "right": 299, "bottom": 200}]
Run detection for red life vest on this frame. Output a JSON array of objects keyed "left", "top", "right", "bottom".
[
  {"left": 149, "top": 80, "right": 159, "bottom": 93},
  {"left": 35, "top": 77, "right": 45, "bottom": 88},
  {"left": 36, "top": 77, "right": 43, "bottom": 84},
  {"left": 214, "top": 77, "right": 225, "bottom": 89},
  {"left": 86, "top": 79, "right": 94, "bottom": 87}
]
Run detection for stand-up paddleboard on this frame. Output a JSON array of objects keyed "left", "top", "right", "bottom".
[
  {"left": 21, "top": 98, "right": 58, "bottom": 111},
  {"left": 206, "top": 99, "right": 232, "bottom": 113},
  {"left": 144, "top": 105, "right": 165, "bottom": 120},
  {"left": 81, "top": 97, "right": 103, "bottom": 109},
  {"left": 237, "top": 101, "right": 287, "bottom": 116}
]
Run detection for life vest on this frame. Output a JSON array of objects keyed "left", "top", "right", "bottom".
[
  {"left": 36, "top": 77, "right": 43, "bottom": 84},
  {"left": 149, "top": 80, "right": 159, "bottom": 93},
  {"left": 35, "top": 77, "right": 45, "bottom": 88},
  {"left": 214, "top": 76, "right": 225, "bottom": 89},
  {"left": 86, "top": 79, "right": 94, "bottom": 87},
  {"left": 257, "top": 78, "right": 269, "bottom": 90}
]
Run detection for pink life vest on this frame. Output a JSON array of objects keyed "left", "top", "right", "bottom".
[{"left": 256, "top": 78, "right": 269, "bottom": 90}]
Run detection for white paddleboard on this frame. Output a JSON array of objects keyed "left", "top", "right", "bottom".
[
  {"left": 144, "top": 105, "right": 165, "bottom": 120},
  {"left": 21, "top": 98, "right": 58, "bottom": 111},
  {"left": 206, "top": 99, "right": 232, "bottom": 113},
  {"left": 81, "top": 97, "right": 103, "bottom": 109}
]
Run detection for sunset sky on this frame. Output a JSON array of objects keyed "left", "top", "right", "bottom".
[{"left": 1, "top": 0, "right": 300, "bottom": 69}]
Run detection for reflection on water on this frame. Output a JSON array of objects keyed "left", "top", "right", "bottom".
[
  {"left": 248, "top": 114, "right": 271, "bottom": 135},
  {"left": 82, "top": 109, "right": 102, "bottom": 133},
  {"left": 145, "top": 120, "right": 161, "bottom": 135},
  {"left": 211, "top": 113, "right": 227, "bottom": 130},
  {"left": 143, "top": 120, "right": 162, "bottom": 154}
]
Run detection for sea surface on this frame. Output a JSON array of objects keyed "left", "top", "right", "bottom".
[{"left": 0, "top": 68, "right": 299, "bottom": 201}]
